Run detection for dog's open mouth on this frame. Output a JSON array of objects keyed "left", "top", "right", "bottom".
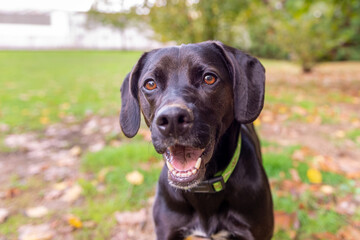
[{"left": 164, "top": 145, "right": 206, "bottom": 188}]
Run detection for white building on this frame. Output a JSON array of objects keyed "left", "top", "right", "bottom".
[{"left": 0, "top": 0, "right": 164, "bottom": 50}]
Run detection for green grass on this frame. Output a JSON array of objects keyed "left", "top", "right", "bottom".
[
  {"left": 73, "top": 139, "right": 162, "bottom": 239},
  {"left": 346, "top": 129, "right": 360, "bottom": 143},
  {"left": 262, "top": 143, "right": 300, "bottom": 179},
  {"left": 0, "top": 51, "right": 141, "bottom": 131}
]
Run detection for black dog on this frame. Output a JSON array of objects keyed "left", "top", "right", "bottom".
[{"left": 120, "top": 41, "right": 274, "bottom": 240}]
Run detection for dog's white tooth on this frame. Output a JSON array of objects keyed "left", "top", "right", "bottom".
[
  {"left": 195, "top": 158, "right": 201, "bottom": 169},
  {"left": 172, "top": 170, "right": 177, "bottom": 176},
  {"left": 192, "top": 168, "right": 197, "bottom": 174},
  {"left": 166, "top": 161, "right": 174, "bottom": 171},
  {"left": 185, "top": 171, "right": 191, "bottom": 177}
]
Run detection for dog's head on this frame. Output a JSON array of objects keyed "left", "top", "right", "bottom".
[{"left": 120, "top": 41, "right": 265, "bottom": 189}]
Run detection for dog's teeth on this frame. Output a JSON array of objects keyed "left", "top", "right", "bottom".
[
  {"left": 192, "top": 168, "right": 197, "bottom": 174},
  {"left": 195, "top": 158, "right": 201, "bottom": 169},
  {"left": 180, "top": 173, "right": 187, "bottom": 178},
  {"left": 166, "top": 161, "right": 174, "bottom": 171}
]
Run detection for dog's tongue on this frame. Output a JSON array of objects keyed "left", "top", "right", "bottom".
[{"left": 170, "top": 145, "right": 202, "bottom": 171}]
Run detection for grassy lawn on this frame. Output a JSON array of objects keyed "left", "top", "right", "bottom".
[
  {"left": 1, "top": 51, "right": 359, "bottom": 239},
  {"left": 0, "top": 51, "right": 141, "bottom": 131}
]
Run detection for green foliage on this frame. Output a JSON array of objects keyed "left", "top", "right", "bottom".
[
  {"left": 99, "top": 0, "right": 359, "bottom": 71},
  {"left": 270, "top": 1, "right": 351, "bottom": 72}
]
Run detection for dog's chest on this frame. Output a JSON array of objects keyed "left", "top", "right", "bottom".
[{"left": 183, "top": 211, "right": 254, "bottom": 240}]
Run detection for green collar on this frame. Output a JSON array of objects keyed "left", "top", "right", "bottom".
[{"left": 190, "top": 135, "right": 241, "bottom": 193}]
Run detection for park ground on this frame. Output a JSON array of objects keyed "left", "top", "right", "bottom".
[{"left": 0, "top": 51, "right": 359, "bottom": 239}]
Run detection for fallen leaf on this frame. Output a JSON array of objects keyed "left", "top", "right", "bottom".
[
  {"left": 25, "top": 206, "right": 49, "bottom": 218},
  {"left": 312, "top": 232, "right": 338, "bottom": 240},
  {"left": 307, "top": 168, "right": 322, "bottom": 184},
  {"left": 67, "top": 215, "right": 82, "bottom": 229},
  {"left": 115, "top": 209, "right": 147, "bottom": 225},
  {"left": 0, "top": 208, "right": 9, "bottom": 223},
  {"left": 274, "top": 211, "right": 298, "bottom": 232},
  {"left": 320, "top": 185, "right": 334, "bottom": 195},
  {"left": 290, "top": 168, "right": 301, "bottom": 182},
  {"left": 69, "top": 146, "right": 82, "bottom": 157},
  {"left": 291, "top": 149, "right": 306, "bottom": 162},
  {"left": 6, "top": 188, "right": 21, "bottom": 198},
  {"left": 39, "top": 116, "right": 49, "bottom": 125},
  {"left": 253, "top": 118, "right": 261, "bottom": 127},
  {"left": 98, "top": 167, "right": 114, "bottom": 183},
  {"left": 18, "top": 224, "right": 54, "bottom": 240},
  {"left": 334, "top": 130, "right": 345, "bottom": 138},
  {"left": 61, "top": 185, "right": 82, "bottom": 203},
  {"left": 337, "top": 224, "right": 360, "bottom": 240},
  {"left": 125, "top": 171, "right": 144, "bottom": 185},
  {"left": 53, "top": 181, "right": 69, "bottom": 191}
]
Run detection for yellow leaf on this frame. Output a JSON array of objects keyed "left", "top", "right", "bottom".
[
  {"left": 307, "top": 168, "right": 322, "bottom": 184},
  {"left": 278, "top": 106, "right": 288, "bottom": 114},
  {"left": 40, "top": 116, "right": 49, "bottom": 125},
  {"left": 98, "top": 167, "right": 114, "bottom": 183},
  {"left": 253, "top": 118, "right": 261, "bottom": 127},
  {"left": 125, "top": 171, "right": 144, "bottom": 185},
  {"left": 60, "top": 102, "right": 70, "bottom": 110},
  {"left": 68, "top": 215, "right": 82, "bottom": 228}
]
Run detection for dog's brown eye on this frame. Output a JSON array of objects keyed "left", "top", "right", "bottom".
[
  {"left": 203, "top": 74, "right": 217, "bottom": 85},
  {"left": 144, "top": 80, "right": 157, "bottom": 90}
]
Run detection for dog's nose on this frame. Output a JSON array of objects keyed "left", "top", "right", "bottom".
[{"left": 155, "top": 105, "right": 193, "bottom": 137}]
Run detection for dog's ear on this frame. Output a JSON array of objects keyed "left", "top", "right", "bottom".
[
  {"left": 213, "top": 41, "right": 265, "bottom": 124},
  {"left": 119, "top": 53, "right": 147, "bottom": 138}
]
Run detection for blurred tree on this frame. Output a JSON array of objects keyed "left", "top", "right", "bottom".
[
  {"left": 88, "top": 0, "right": 360, "bottom": 71},
  {"left": 148, "top": 0, "right": 253, "bottom": 44},
  {"left": 269, "top": 1, "right": 350, "bottom": 72}
]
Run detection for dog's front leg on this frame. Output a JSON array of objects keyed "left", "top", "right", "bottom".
[{"left": 153, "top": 199, "right": 189, "bottom": 240}]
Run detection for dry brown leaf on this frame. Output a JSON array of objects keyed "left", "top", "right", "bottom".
[
  {"left": 69, "top": 145, "right": 82, "bottom": 157},
  {"left": 290, "top": 168, "right": 301, "bottom": 182},
  {"left": 98, "top": 167, "right": 114, "bottom": 183},
  {"left": 312, "top": 232, "right": 338, "bottom": 240},
  {"left": 0, "top": 208, "right": 9, "bottom": 223},
  {"left": 60, "top": 184, "right": 82, "bottom": 203},
  {"left": 25, "top": 206, "right": 49, "bottom": 218},
  {"left": 125, "top": 171, "right": 144, "bottom": 185},
  {"left": 6, "top": 187, "right": 21, "bottom": 198},
  {"left": 337, "top": 225, "right": 360, "bottom": 240},
  {"left": 18, "top": 224, "right": 54, "bottom": 240},
  {"left": 320, "top": 185, "right": 334, "bottom": 195},
  {"left": 274, "top": 211, "right": 298, "bottom": 232},
  {"left": 53, "top": 181, "right": 69, "bottom": 191}
]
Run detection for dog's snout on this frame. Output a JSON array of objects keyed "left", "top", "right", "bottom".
[{"left": 155, "top": 105, "right": 193, "bottom": 137}]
